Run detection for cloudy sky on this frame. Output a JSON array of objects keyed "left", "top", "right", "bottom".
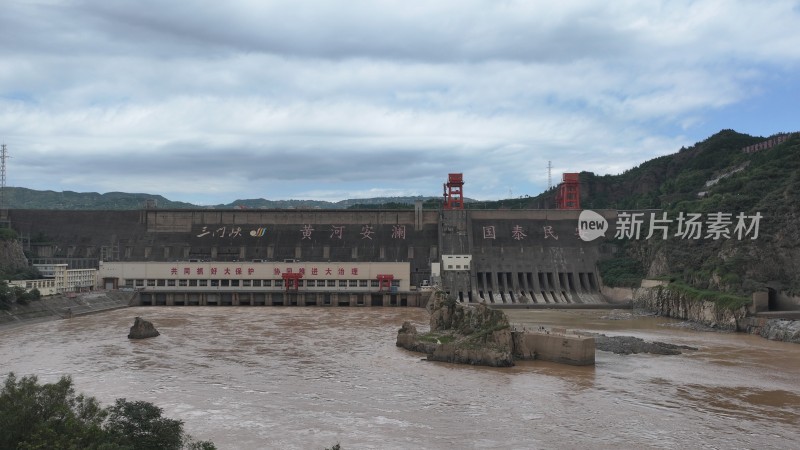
[{"left": 2, "top": 0, "right": 799, "bottom": 205}]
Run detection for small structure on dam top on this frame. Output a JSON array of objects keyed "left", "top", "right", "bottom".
[
  {"left": 396, "top": 291, "right": 595, "bottom": 366},
  {"left": 555, "top": 172, "right": 581, "bottom": 210}
]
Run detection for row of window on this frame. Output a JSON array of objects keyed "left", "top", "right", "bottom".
[{"left": 124, "top": 279, "right": 401, "bottom": 288}]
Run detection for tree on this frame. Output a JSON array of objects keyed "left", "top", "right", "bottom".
[
  {"left": 0, "top": 373, "right": 107, "bottom": 450},
  {"left": 0, "top": 227, "right": 18, "bottom": 241},
  {"left": 104, "top": 399, "right": 185, "bottom": 450},
  {"left": 0, "top": 373, "right": 216, "bottom": 450}
]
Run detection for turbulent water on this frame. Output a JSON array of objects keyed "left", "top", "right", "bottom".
[{"left": 1, "top": 307, "right": 798, "bottom": 449}]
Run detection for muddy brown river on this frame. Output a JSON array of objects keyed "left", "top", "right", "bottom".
[{"left": 1, "top": 307, "right": 798, "bottom": 449}]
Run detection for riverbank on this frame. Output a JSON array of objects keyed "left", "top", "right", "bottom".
[
  {"left": 632, "top": 285, "right": 800, "bottom": 343},
  {"left": 0, "top": 291, "right": 133, "bottom": 330}
]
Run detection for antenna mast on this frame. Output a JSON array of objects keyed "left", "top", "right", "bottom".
[
  {"left": 547, "top": 160, "right": 552, "bottom": 190},
  {"left": 0, "top": 144, "right": 7, "bottom": 212}
]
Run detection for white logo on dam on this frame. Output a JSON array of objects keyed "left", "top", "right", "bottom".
[{"left": 578, "top": 210, "right": 608, "bottom": 241}]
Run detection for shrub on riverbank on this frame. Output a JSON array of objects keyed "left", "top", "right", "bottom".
[
  {"left": 0, "top": 282, "right": 40, "bottom": 309},
  {"left": 0, "top": 373, "right": 216, "bottom": 450},
  {"left": 664, "top": 282, "right": 750, "bottom": 310}
]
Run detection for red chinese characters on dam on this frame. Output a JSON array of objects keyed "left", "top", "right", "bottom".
[
  {"left": 482, "top": 225, "right": 560, "bottom": 241},
  {"left": 169, "top": 265, "right": 360, "bottom": 278}
]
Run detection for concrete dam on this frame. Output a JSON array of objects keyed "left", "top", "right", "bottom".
[{"left": 10, "top": 206, "right": 617, "bottom": 306}]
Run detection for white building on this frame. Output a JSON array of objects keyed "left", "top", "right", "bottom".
[
  {"left": 98, "top": 261, "right": 410, "bottom": 293},
  {"left": 9, "top": 278, "right": 59, "bottom": 296},
  {"left": 22, "top": 263, "right": 98, "bottom": 294}
]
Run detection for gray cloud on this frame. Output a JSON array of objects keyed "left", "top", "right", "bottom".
[{"left": 2, "top": 0, "right": 799, "bottom": 204}]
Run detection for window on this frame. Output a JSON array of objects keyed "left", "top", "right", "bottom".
[
  {"left": 306, "top": 280, "right": 315, "bottom": 287},
  {"left": 199, "top": 280, "right": 207, "bottom": 287},
  {"left": 125, "top": 279, "right": 134, "bottom": 287},
  {"left": 231, "top": 280, "right": 240, "bottom": 287},
  {"left": 135, "top": 279, "right": 145, "bottom": 287},
  {"left": 147, "top": 279, "right": 156, "bottom": 287},
  {"left": 189, "top": 279, "right": 197, "bottom": 287},
  {"left": 359, "top": 280, "right": 368, "bottom": 287},
  {"left": 179, "top": 280, "right": 188, "bottom": 287},
  {"left": 371, "top": 280, "right": 379, "bottom": 287},
  {"left": 157, "top": 279, "right": 166, "bottom": 286},
  {"left": 339, "top": 280, "right": 347, "bottom": 287},
  {"left": 327, "top": 280, "right": 336, "bottom": 287},
  {"left": 167, "top": 279, "right": 176, "bottom": 287},
  {"left": 243, "top": 280, "right": 251, "bottom": 287},
  {"left": 274, "top": 280, "right": 283, "bottom": 287},
  {"left": 349, "top": 280, "right": 358, "bottom": 287},
  {"left": 263, "top": 280, "right": 272, "bottom": 287},
  {"left": 221, "top": 280, "right": 230, "bottom": 287},
  {"left": 252, "top": 280, "right": 261, "bottom": 287}
]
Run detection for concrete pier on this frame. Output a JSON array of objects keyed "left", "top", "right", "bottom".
[{"left": 512, "top": 329, "right": 596, "bottom": 366}]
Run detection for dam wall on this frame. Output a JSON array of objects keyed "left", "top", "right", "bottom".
[
  {"left": 12, "top": 208, "right": 440, "bottom": 287},
  {"left": 10, "top": 208, "right": 617, "bottom": 305},
  {"left": 439, "top": 209, "right": 617, "bottom": 304}
]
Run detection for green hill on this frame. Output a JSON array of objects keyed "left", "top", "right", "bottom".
[
  {"left": 3, "top": 188, "right": 196, "bottom": 210},
  {"left": 571, "top": 129, "right": 800, "bottom": 295},
  {"left": 2, "top": 188, "right": 448, "bottom": 210}
]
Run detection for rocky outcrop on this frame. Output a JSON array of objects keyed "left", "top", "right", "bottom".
[
  {"left": 759, "top": 320, "right": 800, "bottom": 343},
  {"left": 584, "top": 332, "right": 697, "bottom": 355},
  {"left": 396, "top": 321, "right": 437, "bottom": 354},
  {"left": 396, "top": 293, "right": 514, "bottom": 367},
  {"left": 635, "top": 285, "right": 800, "bottom": 344},
  {"left": 0, "top": 240, "right": 29, "bottom": 274},
  {"left": 127, "top": 317, "right": 160, "bottom": 339},
  {"left": 428, "top": 339, "right": 513, "bottom": 367},
  {"left": 633, "top": 286, "right": 748, "bottom": 331}
]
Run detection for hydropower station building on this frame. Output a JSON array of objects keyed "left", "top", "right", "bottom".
[{"left": 10, "top": 174, "right": 616, "bottom": 307}]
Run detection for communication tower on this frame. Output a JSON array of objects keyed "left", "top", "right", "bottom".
[
  {"left": 547, "top": 160, "right": 552, "bottom": 190},
  {"left": 0, "top": 144, "right": 8, "bottom": 215}
]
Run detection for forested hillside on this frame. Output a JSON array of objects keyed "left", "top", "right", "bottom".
[
  {"left": 572, "top": 130, "right": 800, "bottom": 295},
  {"left": 3, "top": 187, "right": 446, "bottom": 210},
  {"left": 4, "top": 188, "right": 196, "bottom": 210}
]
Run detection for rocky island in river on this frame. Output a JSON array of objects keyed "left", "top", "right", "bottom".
[{"left": 397, "top": 292, "right": 596, "bottom": 366}]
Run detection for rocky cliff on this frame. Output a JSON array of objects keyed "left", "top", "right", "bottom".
[
  {"left": 633, "top": 285, "right": 748, "bottom": 331},
  {"left": 0, "top": 240, "right": 29, "bottom": 275},
  {"left": 758, "top": 320, "right": 800, "bottom": 343}
]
